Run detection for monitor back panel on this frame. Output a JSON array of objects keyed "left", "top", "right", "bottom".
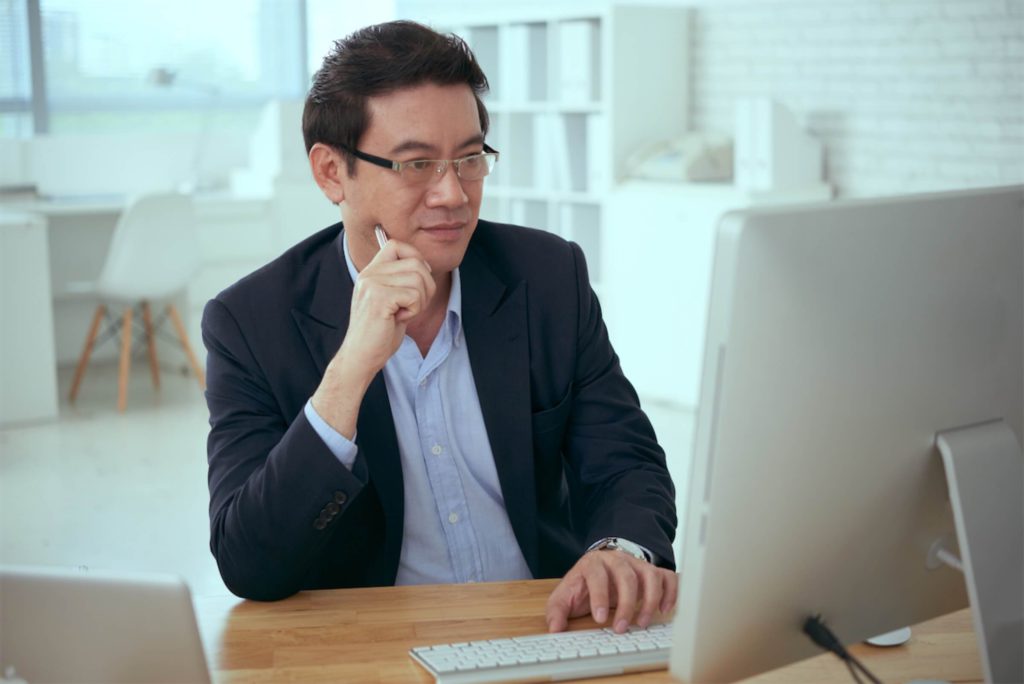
[
  {"left": 672, "top": 186, "right": 1023, "bottom": 682},
  {"left": 0, "top": 566, "right": 211, "bottom": 684}
]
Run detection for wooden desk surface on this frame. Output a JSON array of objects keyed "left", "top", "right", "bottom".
[{"left": 195, "top": 579, "right": 981, "bottom": 683}]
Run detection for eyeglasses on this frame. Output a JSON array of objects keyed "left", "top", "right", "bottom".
[{"left": 339, "top": 143, "right": 499, "bottom": 185}]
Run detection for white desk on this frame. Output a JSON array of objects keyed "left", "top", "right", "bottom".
[
  {"left": 3, "top": 196, "right": 127, "bottom": 368},
  {"left": 8, "top": 195, "right": 124, "bottom": 216},
  {"left": 0, "top": 209, "right": 60, "bottom": 425},
  {"left": 0, "top": 191, "right": 290, "bottom": 423},
  {"left": 0, "top": 196, "right": 124, "bottom": 425}
]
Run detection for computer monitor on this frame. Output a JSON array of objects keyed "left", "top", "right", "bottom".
[
  {"left": 0, "top": 565, "right": 211, "bottom": 683},
  {"left": 670, "top": 186, "right": 1023, "bottom": 682}
]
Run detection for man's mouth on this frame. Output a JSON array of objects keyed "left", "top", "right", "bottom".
[{"left": 420, "top": 222, "right": 464, "bottom": 240}]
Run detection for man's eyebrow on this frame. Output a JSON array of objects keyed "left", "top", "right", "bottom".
[{"left": 388, "top": 134, "right": 486, "bottom": 157}]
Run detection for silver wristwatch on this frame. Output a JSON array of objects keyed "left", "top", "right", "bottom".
[{"left": 587, "top": 537, "right": 651, "bottom": 563}]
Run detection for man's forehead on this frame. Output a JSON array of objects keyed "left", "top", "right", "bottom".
[
  {"left": 363, "top": 83, "right": 481, "bottom": 151},
  {"left": 387, "top": 133, "right": 485, "bottom": 157}
]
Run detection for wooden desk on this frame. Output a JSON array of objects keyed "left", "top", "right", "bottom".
[{"left": 195, "top": 579, "right": 982, "bottom": 683}]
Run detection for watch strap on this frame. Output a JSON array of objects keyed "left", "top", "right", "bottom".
[{"left": 586, "top": 537, "right": 653, "bottom": 563}]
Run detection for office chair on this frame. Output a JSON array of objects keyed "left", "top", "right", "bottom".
[{"left": 68, "top": 193, "right": 205, "bottom": 412}]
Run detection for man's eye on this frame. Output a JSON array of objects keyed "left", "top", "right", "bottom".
[
  {"left": 461, "top": 155, "right": 483, "bottom": 168},
  {"left": 407, "top": 160, "right": 434, "bottom": 172}
]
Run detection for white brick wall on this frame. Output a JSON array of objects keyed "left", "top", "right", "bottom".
[{"left": 691, "top": 0, "right": 1024, "bottom": 197}]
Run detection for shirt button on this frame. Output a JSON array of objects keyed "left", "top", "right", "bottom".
[
  {"left": 448, "top": 512, "right": 459, "bottom": 524},
  {"left": 419, "top": 378, "right": 427, "bottom": 387},
  {"left": 431, "top": 444, "right": 443, "bottom": 456}
]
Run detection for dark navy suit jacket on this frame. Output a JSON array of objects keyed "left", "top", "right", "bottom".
[{"left": 203, "top": 219, "right": 676, "bottom": 600}]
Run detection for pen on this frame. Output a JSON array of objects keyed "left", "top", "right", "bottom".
[{"left": 374, "top": 224, "right": 389, "bottom": 250}]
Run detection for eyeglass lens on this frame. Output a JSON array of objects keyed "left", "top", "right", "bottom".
[{"left": 403, "top": 153, "right": 495, "bottom": 183}]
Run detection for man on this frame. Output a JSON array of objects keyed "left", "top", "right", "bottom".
[{"left": 203, "top": 20, "right": 676, "bottom": 634}]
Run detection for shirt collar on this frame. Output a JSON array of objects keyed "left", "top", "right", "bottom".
[{"left": 342, "top": 229, "right": 463, "bottom": 347}]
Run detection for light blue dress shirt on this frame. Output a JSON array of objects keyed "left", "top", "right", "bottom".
[{"left": 303, "top": 234, "right": 533, "bottom": 585}]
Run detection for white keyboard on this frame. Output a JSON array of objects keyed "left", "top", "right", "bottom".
[{"left": 409, "top": 622, "right": 673, "bottom": 683}]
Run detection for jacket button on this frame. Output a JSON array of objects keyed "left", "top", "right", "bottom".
[
  {"left": 313, "top": 518, "right": 327, "bottom": 530},
  {"left": 333, "top": 491, "right": 348, "bottom": 505},
  {"left": 325, "top": 502, "right": 340, "bottom": 516}
]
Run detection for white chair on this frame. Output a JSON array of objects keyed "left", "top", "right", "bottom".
[{"left": 68, "top": 193, "right": 205, "bottom": 412}]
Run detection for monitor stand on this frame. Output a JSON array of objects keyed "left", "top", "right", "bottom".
[{"left": 935, "top": 419, "right": 1023, "bottom": 684}]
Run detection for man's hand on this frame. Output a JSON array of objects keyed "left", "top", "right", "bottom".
[
  {"left": 340, "top": 239, "right": 436, "bottom": 373},
  {"left": 545, "top": 550, "right": 678, "bottom": 634},
  {"left": 310, "top": 239, "right": 435, "bottom": 438}
]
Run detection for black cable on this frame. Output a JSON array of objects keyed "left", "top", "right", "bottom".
[
  {"left": 849, "top": 654, "right": 881, "bottom": 684},
  {"left": 803, "top": 615, "right": 882, "bottom": 684},
  {"left": 844, "top": 658, "right": 865, "bottom": 684}
]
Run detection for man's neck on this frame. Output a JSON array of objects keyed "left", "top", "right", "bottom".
[{"left": 406, "top": 271, "right": 452, "bottom": 357}]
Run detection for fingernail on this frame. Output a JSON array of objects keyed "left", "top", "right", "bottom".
[
  {"left": 638, "top": 614, "right": 651, "bottom": 628},
  {"left": 595, "top": 607, "right": 607, "bottom": 623},
  {"left": 615, "top": 619, "right": 628, "bottom": 633},
  {"left": 424, "top": 260, "right": 432, "bottom": 272}
]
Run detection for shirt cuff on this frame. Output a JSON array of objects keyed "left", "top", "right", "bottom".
[{"left": 304, "top": 398, "right": 359, "bottom": 470}]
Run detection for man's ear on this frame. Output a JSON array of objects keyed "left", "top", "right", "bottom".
[{"left": 309, "top": 142, "right": 347, "bottom": 204}]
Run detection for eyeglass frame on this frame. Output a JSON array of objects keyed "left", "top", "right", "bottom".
[{"left": 336, "top": 142, "right": 499, "bottom": 182}]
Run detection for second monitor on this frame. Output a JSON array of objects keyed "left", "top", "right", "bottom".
[{"left": 670, "top": 186, "right": 1023, "bottom": 682}]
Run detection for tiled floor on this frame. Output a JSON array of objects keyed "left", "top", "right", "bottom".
[{"left": 0, "top": 361, "right": 695, "bottom": 600}]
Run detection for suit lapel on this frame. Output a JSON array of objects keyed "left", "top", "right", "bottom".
[
  {"left": 460, "top": 242, "right": 539, "bottom": 573},
  {"left": 290, "top": 232, "right": 350, "bottom": 377},
  {"left": 290, "top": 229, "right": 405, "bottom": 582}
]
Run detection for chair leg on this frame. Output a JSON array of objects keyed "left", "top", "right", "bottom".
[
  {"left": 142, "top": 301, "right": 160, "bottom": 391},
  {"left": 118, "top": 306, "right": 133, "bottom": 413},
  {"left": 167, "top": 304, "right": 206, "bottom": 391},
  {"left": 69, "top": 304, "right": 107, "bottom": 403}
]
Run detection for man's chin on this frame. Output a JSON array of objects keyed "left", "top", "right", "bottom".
[{"left": 418, "top": 226, "right": 474, "bottom": 272}]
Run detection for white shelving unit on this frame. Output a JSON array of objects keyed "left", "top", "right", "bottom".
[
  {"left": 604, "top": 180, "right": 834, "bottom": 411},
  {"left": 437, "top": 4, "right": 691, "bottom": 288}
]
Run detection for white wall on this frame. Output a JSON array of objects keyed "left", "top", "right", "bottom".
[{"left": 690, "top": 0, "right": 1024, "bottom": 197}]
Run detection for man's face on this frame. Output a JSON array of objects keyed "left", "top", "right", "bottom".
[{"left": 339, "top": 82, "right": 485, "bottom": 275}]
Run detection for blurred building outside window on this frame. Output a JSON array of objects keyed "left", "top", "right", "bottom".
[
  {"left": 2, "top": 0, "right": 308, "bottom": 143},
  {"left": 0, "top": 0, "right": 33, "bottom": 137}
]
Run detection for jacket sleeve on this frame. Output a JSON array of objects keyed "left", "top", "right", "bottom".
[
  {"left": 562, "top": 242, "right": 678, "bottom": 568},
  {"left": 202, "top": 297, "right": 369, "bottom": 600}
]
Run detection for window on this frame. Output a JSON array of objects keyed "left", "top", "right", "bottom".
[
  {"left": 38, "top": 0, "right": 306, "bottom": 134},
  {"left": 0, "top": 0, "right": 33, "bottom": 136}
]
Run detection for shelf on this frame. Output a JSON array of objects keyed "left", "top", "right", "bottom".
[{"left": 442, "top": 3, "right": 691, "bottom": 295}]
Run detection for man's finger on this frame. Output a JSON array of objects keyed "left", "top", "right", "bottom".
[
  {"left": 372, "top": 238, "right": 427, "bottom": 263},
  {"left": 363, "top": 258, "right": 435, "bottom": 303},
  {"left": 634, "top": 565, "right": 663, "bottom": 629},
  {"left": 366, "top": 272, "right": 432, "bottom": 311},
  {"left": 584, "top": 559, "right": 611, "bottom": 625},
  {"left": 545, "top": 576, "right": 581, "bottom": 633},
  {"left": 609, "top": 560, "right": 639, "bottom": 633},
  {"left": 376, "top": 284, "right": 424, "bottom": 322},
  {"left": 660, "top": 570, "right": 679, "bottom": 615}
]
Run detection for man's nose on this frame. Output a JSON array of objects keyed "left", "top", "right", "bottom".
[{"left": 426, "top": 163, "right": 469, "bottom": 207}]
